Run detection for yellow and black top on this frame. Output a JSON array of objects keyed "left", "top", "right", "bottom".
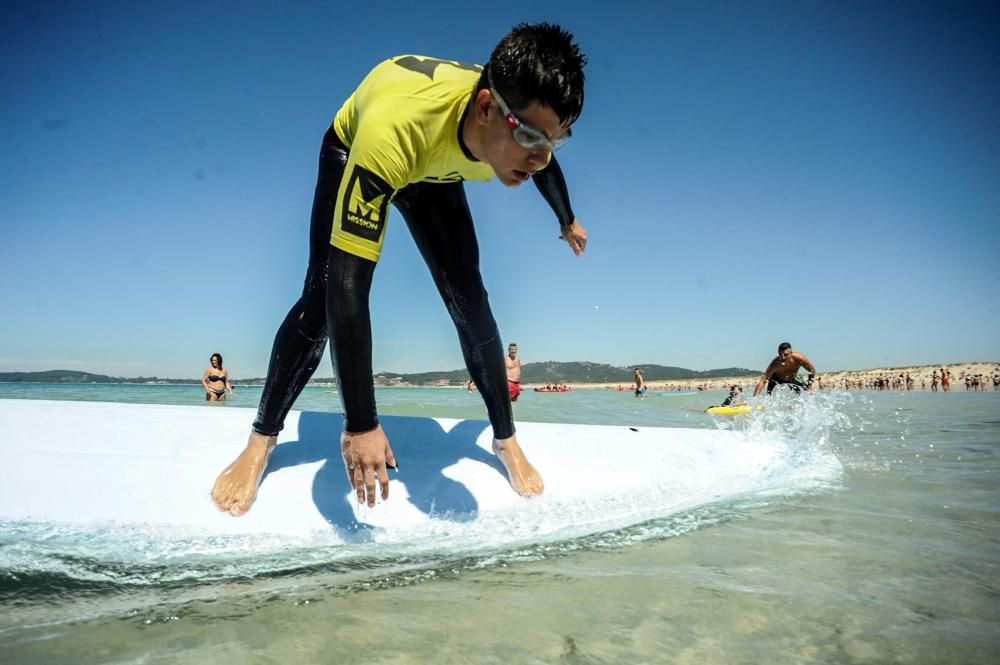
[
  {"left": 253, "top": 54, "right": 577, "bottom": 438},
  {"left": 330, "top": 55, "right": 496, "bottom": 262}
]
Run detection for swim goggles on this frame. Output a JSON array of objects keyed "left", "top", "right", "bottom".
[{"left": 488, "top": 70, "right": 569, "bottom": 152}]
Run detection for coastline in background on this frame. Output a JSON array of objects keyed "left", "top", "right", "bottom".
[{"left": 1, "top": 361, "right": 997, "bottom": 391}]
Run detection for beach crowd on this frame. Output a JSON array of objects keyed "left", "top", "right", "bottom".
[{"left": 608, "top": 366, "right": 1000, "bottom": 395}]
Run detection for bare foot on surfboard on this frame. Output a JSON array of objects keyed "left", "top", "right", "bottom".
[
  {"left": 211, "top": 432, "right": 276, "bottom": 516},
  {"left": 493, "top": 436, "right": 544, "bottom": 496}
]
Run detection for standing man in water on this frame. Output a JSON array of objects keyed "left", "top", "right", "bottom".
[
  {"left": 753, "top": 342, "right": 817, "bottom": 396},
  {"left": 505, "top": 343, "right": 522, "bottom": 402},
  {"left": 211, "top": 23, "right": 588, "bottom": 514},
  {"left": 633, "top": 368, "right": 646, "bottom": 398}
]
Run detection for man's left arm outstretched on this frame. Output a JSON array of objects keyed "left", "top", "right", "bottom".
[{"left": 533, "top": 155, "right": 587, "bottom": 256}]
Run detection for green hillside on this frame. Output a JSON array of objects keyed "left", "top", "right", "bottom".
[
  {"left": 2, "top": 362, "right": 758, "bottom": 387},
  {"left": 0, "top": 370, "right": 193, "bottom": 384},
  {"left": 520, "top": 361, "right": 757, "bottom": 384},
  {"left": 374, "top": 361, "right": 757, "bottom": 385}
]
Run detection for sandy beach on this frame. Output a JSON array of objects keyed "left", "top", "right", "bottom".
[{"left": 524, "top": 361, "right": 1000, "bottom": 392}]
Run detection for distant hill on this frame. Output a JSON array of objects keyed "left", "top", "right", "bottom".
[
  {"left": 374, "top": 362, "right": 758, "bottom": 386},
  {"left": 373, "top": 369, "right": 470, "bottom": 385},
  {"left": 2, "top": 362, "right": 758, "bottom": 387},
  {"left": 520, "top": 361, "right": 757, "bottom": 384},
  {"left": 0, "top": 370, "right": 193, "bottom": 384}
]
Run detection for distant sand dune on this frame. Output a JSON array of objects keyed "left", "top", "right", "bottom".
[{"left": 551, "top": 361, "right": 999, "bottom": 391}]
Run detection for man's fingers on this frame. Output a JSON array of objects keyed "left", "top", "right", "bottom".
[
  {"left": 342, "top": 443, "right": 358, "bottom": 487},
  {"left": 377, "top": 461, "right": 390, "bottom": 500},
  {"left": 364, "top": 466, "right": 377, "bottom": 507},
  {"left": 344, "top": 457, "right": 355, "bottom": 487},
  {"left": 560, "top": 232, "right": 585, "bottom": 256},
  {"left": 560, "top": 235, "right": 579, "bottom": 255},
  {"left": 353, "top": 463, "right": 365, "bottom": 503}
]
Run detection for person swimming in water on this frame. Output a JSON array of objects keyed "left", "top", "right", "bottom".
[
  {"left": 753, "top": 342, "right": 816, "bottom": 396},
  {"left": 211, "top": 23, "right": 588, "bottom": 515},
  {"left": 720, "top": 385, "right": 744, "bottom": 407},
  {"left": 201, "top": 353, "right": 235, "bottom": 402}
]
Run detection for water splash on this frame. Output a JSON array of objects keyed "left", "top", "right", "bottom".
[{"left": 706, "top": 388, "right": 851, "bottom": 492}]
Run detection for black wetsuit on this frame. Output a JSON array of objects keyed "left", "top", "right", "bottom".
[
  {"left": 253, "top": 55, "right": 575, "bottom": 441},
  {"left": 252, "top": 126, "right": 574, "bottom": 439}
]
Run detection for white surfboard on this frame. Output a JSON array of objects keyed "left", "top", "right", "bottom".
[{"left": 0, "top": 400, "right": 840, "bottom": 549}]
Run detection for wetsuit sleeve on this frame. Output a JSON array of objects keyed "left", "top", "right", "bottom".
[
  {"left": 531, "top": 155, "right": 576, "bottom": 227},
  {"left": 326, "top": 102, "right": 423, "bottom": 430},
  {"left": 327, "top": 244, "right": 379, "bottom": 432},
  {"left": 326, "top": 144, "right": 394, "bottom": 430},
  {"left": 330, "top": 103, "right": 415, "bottom": 262}
]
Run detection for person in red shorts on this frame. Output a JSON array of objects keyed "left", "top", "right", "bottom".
[{"left": 506, "top": 342, "right": 522, "bottom": 401}]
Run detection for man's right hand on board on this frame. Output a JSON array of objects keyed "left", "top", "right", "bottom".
[{"left": 341, "top": 425, "right": 397, "bottom": 507}]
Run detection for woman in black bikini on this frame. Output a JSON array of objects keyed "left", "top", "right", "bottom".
[{"left": 202, "top": 353, "right": 235, "bottom": 402}]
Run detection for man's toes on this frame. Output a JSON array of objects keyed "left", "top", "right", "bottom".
[{"left": 212, "top": 491, "right": 231, "bottom": 511}]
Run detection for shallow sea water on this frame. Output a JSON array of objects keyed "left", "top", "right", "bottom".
[{"left": 0, "top": 385, "right": 997, "bottom": 664}]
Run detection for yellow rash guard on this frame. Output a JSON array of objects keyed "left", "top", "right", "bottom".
[{"left": 330, "top": 55, "right": 497, "bottom": 262}]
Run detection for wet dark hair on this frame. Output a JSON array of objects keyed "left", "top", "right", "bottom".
[
  {"left": 777, "top": 342, "right": 792, "bottom": 354},
  {"left": 211, "top": 353, "right": 223, "bottom": 368},
  {"left": 478, "top": 22, "right": 586, "bottom": 125}
]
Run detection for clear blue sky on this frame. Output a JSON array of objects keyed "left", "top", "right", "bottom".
[{"left": 2, "top": 0, "right": 998, "bottom": 378}]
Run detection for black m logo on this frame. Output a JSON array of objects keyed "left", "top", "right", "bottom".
[{"left": 341, "top": 165, "right": 393, "bottom": 243}]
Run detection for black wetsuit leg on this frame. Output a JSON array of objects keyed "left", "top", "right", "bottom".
[
  {"left": 252, "top": 127, "right": 349, "bottom": 435},
  {"left": 394, "top": 181, "right": 515, "bottom": 440}
]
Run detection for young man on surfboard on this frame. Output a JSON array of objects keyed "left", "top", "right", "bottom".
[
  {"left": 753, "top": 342, "right": 817, "bottom": 396},
  {"left": 211, "top": 23, "right": 587, "bottom": 514}
]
